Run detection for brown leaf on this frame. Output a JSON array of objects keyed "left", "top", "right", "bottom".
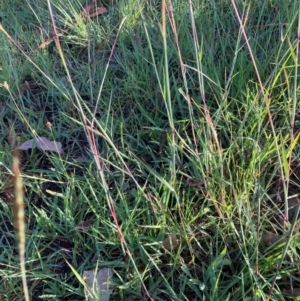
[
  {"left": 283, "top": 287, "right": 300, "bottom": 297},
  {"left": 186, "top": 178, "right": 204, "bottom": 187},
  {"left": 71, "top": 219, "right": 94, "bottom": 231},
  {"left": 261, "top": 232, "right": 285, "bottom": 246},
  {"left": 81, "top": 1, "right": 107, "bottom": 19},
  {"left": 17, "top": 137, "right": 63, "bottom": 154},
  {"left": 88, "top": 7, "right": 108, "bottom": 18},
  {"left": 83, "top": 268, "right": 113, "bottom": 301},
  {"left": 162, "top": 233, "right": 179, "bottom": 251},
  {"left": 288, "top": 197, "right": 300, "bottom": 220}
]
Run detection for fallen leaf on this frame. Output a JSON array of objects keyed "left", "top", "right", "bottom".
[
  {"left": 80, "top": 1, "right": 107, "bottom": 19},
  {"left": 70, "top": 219, "right": 94, "bottom": 232},
  {"left": 88, "top": 7, "right": 108, "bottom": 18},
  {"left": 162, "top": 233, "right": 179, "bottom": 251},
  {"left": 17, "top": 137, "right": 63, "bottom": 154},
  {"left": 283, "top": 287, "right": 300, "bottom": 297},
  {"left": 186, "top": 178, "right": 204, "bottom": 187},
  {"left": 83, "top": 268, "right": 113, "bottom": 301},
  {"left": 261, "top": 232, "right": 285, "bottom": 247},
  {"left": 288, "top": 197, "right": 300, "bottom": 221}
]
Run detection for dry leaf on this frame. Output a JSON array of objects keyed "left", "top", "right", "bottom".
[
  {"left": 261, "top": 232, "right": 285, "bottom": 246},
  {"left": 83, "top": 268, "right": 113, "bottom": 301},
  {"left": 288, "top": 197, "right": 300, "bottom": 220},
  {"left": 88, "top": 7, "right": 107, "bottom": 18},
  {"left": 162, "top": 233, "right": 179, "bottom": 251},
  {"left": 186, "top": 178, "right": 204, "bottom": 187},
  {"left": 17, "top": 137, "right": 63, "bottom": 154},
  {"left": 70, "top": 219, "right": 93, "bottom": 232},
  {"left": 80, "top": 1, "right": 107, "bottom": 19},
  {"left": 283, "top": 287, "right": 300, "bottom": 297}
]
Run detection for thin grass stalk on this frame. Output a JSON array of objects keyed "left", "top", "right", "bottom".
[
  {"left": 161, "top": 0, "right": 176, "bottom": 186},
  {"left": 161, "top": 0, "right": 189, "bottom": 225},
  {"left": 288, "top": 10, "right": 300, "bottom": 170},
  {"left": 91, "top": 17, "right": 126, "bottom": 127},
  {"left": 166, "top": 0, "right": 199, "bottom": 154},
  {"left": 160, "top": 0, "right": 185, "bottom": 230},
  {"left": 188, "top": 0, "right": 224, "bottom": 217}
]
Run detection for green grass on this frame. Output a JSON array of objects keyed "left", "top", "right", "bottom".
[{"left": 0, "top": 0, "right": 300, "bottom": 300}]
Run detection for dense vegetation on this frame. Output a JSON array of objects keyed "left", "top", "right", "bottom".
[{"left": 0, "top": 0, "right": 299, "bottom": 300}]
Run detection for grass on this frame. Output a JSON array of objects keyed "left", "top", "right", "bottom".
[{"left": 0, "top": 0, "right": 300, "bottom": 300}]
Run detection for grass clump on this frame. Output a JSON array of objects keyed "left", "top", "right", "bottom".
[{"left": 0, "top": 0, "right": 300, "bottom": 300}]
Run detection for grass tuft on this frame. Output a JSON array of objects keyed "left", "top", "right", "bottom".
[{"left": 0, "top": 0, "right": 300, "bottom": 300}]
